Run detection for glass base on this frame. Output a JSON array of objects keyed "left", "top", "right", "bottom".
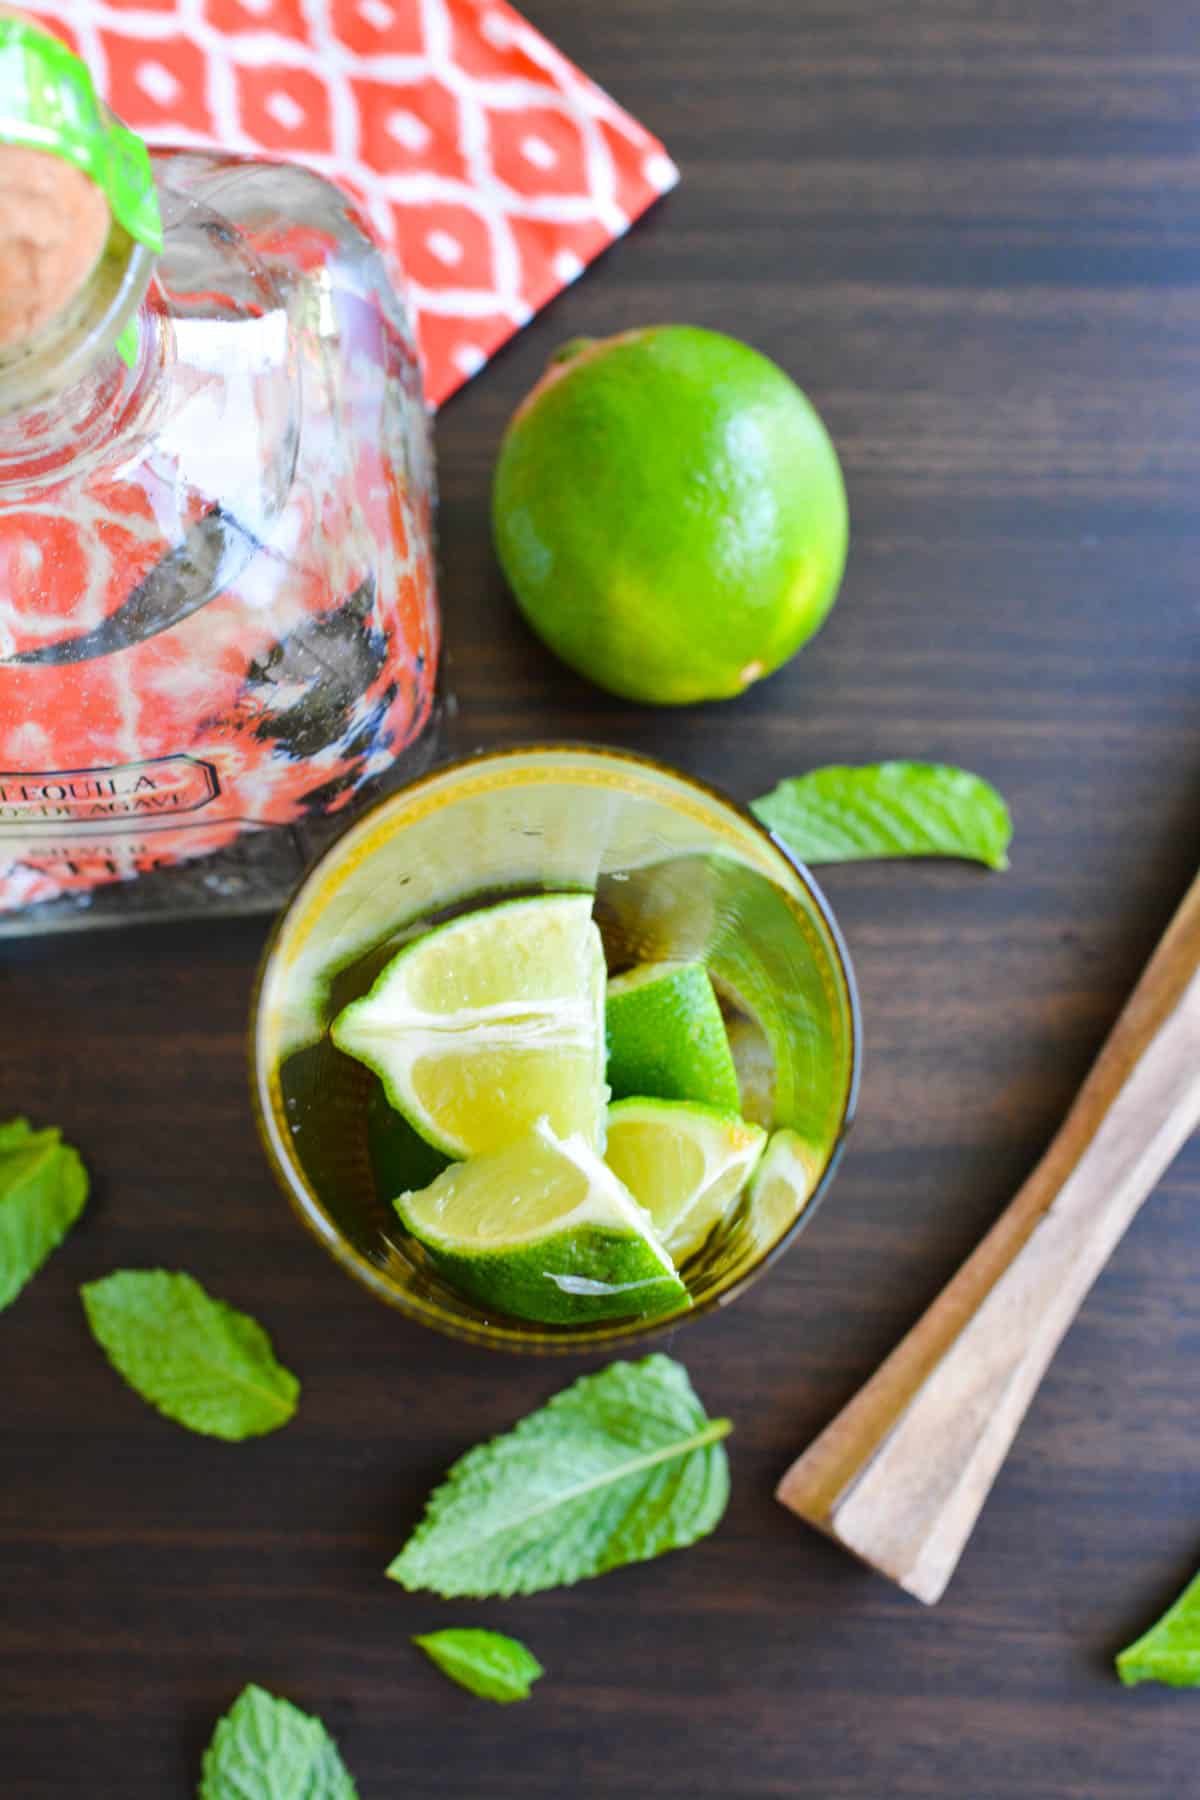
[{"left": 0, "top": 710, "right": 446, "bottom": 938}]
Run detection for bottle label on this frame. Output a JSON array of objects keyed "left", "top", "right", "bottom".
[{"left": 0, "top": 755, "right": 220, "bottom": 825}]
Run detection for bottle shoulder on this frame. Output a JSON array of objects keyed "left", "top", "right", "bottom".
[
  {"left": 151, "top": 147, "right": 413, "bottom": 335},
  {"left": 0, "top": 143, "right": 433, "bottom": 664}
]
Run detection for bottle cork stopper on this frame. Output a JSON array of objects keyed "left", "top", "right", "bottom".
[{"left": 0, "top": 10, "right": 112, "bottom": 351}]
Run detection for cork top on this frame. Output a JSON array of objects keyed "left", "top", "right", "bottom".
[
  {"left": 0, "top": 8, "right": 136, "bottom": 353},
  {"left": 0, "top": 140, "right": 111, "bottom": 349}
]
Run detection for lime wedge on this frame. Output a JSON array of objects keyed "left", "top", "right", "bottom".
[
  {"left": 606, "top": 961, "right": 740, "bottom": 1112},
  {"left": 332, "top": 894, "right": 607, "bottom": 1158},
  {"left": 394, "top": 1118, "right": 689, "bottom": 1325},
  {"left": 744, "top": 1128, "right": 822, "bottom": 1249},
  {"left": 603, "top": 1098, "right": 767, "bottom": 1263}
]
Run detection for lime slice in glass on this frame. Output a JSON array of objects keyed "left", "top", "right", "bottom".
[
  {"left": 393, "top": 1118, "right": 688, "bottom": 1325},
  {"left": 743, "top": 1128, "right": 823, "bottom": 1251},
  {"left": 606, "top": 961, "right": 740, "bottom": 1112},
  {"left": 603, "top": 1098, "right": 767, "bottom": 1263},
  {"left": 332, "top": 894, "right": 607, "bottom": 1158}
]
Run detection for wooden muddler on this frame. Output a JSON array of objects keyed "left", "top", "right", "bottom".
[{"left": 777, "top": 867, "right": 1200, "bottom": 1605}]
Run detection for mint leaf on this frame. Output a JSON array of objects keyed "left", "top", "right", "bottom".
[
  {"left": 752, "top": 762, "right": 1012, "bottom": 870},
  {"left": 200, "top": 1684, "right": 358, "bottom": 1798},
  {"left": 388, "top": 1354, "right": 731, "bottom": 1598},
  {"left": 81, "top": 1270, "right": 299, "bottom": 1440},
  {"left": 414, "top": 1628, "right": 544, "bottom": 1702},
  {"left": 0, "top": 1118, "right": 88, "bottom": 1312},
  {"left": 1117, "top": 1569, "right": 1200, "bottom": 1687}
]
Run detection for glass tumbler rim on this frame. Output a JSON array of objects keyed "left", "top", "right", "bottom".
[{"left": 250, "top": 740, "right": 862, "bottom": 1355}]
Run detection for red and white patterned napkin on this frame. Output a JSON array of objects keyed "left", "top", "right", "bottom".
[{"left": 27, "top": 0, "right": 678, "bottom": 406}]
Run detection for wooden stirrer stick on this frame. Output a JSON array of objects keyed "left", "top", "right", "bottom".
[{"left": 777, "top": 868, "right": 1200, "bottom": 1604}]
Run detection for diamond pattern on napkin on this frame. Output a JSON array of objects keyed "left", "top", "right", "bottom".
[{"left": 26, "top": 0, "right": 679, "bottom": 405}]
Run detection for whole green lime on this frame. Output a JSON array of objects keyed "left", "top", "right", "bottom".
[{"left": 491, "top": 325, "right": 849, "bottom": 705}]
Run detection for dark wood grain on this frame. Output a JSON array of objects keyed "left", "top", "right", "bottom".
[{"left": 4, "top": 1, "right": 1200, "bottom": 1793}]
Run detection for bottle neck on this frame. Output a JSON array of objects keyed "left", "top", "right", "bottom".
[{"left": 0, "top": 223, "right": 158, "bottom": 480}]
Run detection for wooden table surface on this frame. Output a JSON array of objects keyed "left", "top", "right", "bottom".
[{"left": 5, "top": 2, "right": 1200, "bottom": 1794}]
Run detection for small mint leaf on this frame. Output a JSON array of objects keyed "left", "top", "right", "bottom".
[
  {"left": 414, "top": 1628, "right": 544, "bottom": 1702},
  {"left": 753, "top": 762, "right": 1012, "bottom": 870},
  {"left": 0, "top": 1118, "right": 88, "bottom": 1313},
  {"left": 199, "top": 1684, "right": 358, "bottom": 1798},
  {"left": 81, "top": 1270, "right": 299, "bottom": 1440}
]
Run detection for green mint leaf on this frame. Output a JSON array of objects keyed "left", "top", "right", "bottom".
[
  {"left": 1117, "top": 1569, "right": 1200, "bottom": 1687},
  {"left": 81, "top": 1270, "right": 299, "bottom": 1440},
  {"left": 414, "top": 1628, "right": 544, "bottom": 1703},
  {"left": 0, "top": 1118, "right": 88, "bottom": 1313},
  {"left": 200, "top": 1684, "right": 359, "bottom": 1798},
  {"left": 388, "top": 1354, "right": 731, "bottom": 1598},
  {"left": 752, "top": 762, "right": 1012, "bottom": 870}
]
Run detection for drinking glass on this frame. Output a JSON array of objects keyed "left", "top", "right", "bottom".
[{"left": 252, "top": 745, "right": 860, "bottom": 1352}]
